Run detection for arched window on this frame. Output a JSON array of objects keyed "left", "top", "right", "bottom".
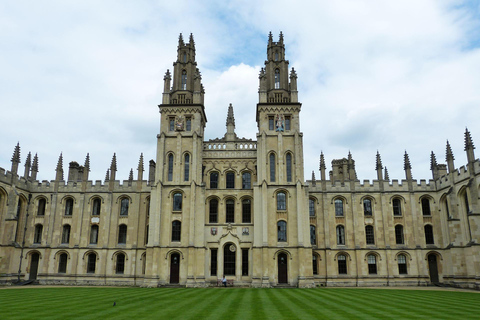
[
  {"left": 210, "top": 172, "right": 219, "bottom": 189},
  {"left": 226, "top": 172, "right": 235, "bottom": 189},
  {"left": 61, "top": 224, "right": 71, "bottom": 244},
  {"left": 92, "top": 198, "right": 101, "bottom": 216},
  {"left": 277, "top": 221, "right": 287, "bottom": 242},
  {"left": 312, "top": 254, "right": 318, "bottom": 275},
  {"left": 34, "top": 224, "right": 43, "bottom": 244},
  {"left": 16, "top": 198, "right": 23, "bottom": 218},
  {"left": 338, "top": 254, "right": 347, "bottom": 274},
  {"left": 183, "top": 53, "right": 187, "bottom": 63},
  {"left": 365, "top": 225, "right": 375, "bottom": 245},
  {"left": 145, "top": 225, "right": 149, "bottom": 245},
  {"left": 90, "top": 225, "right": 99, "bottom": 244},
  {"left": 464, "top": 192, "right": 470, "bottom": 214},
  {"left": 184, "top": 153, "right": 190, "bottom": 181},
  {"left": 223, "top": 243, "right": 236, "bottom": 276},
  {"left": 334, "top": 199, "right": 344, "bottom": 216},
  {"left": 363, "top": 199, "right": 372, "bottom": 216},
  {"left": 87, "top": 253, "right": 96, "bottom": 273},
  {"left": 270, "top": 153, "right": 276, "bottom": 182},
  {"left": 309, "top": 198, "right": 315, "bottom": 217},
  {"left": 424, "top": 225, "right": 434, "bottom": 244},
  {"left": 275, "top": 51, "right": 279, "bottom": 61},
  {"left": 172, "top": 221, "right": 181, "bottom": 241},
  {"left": 181, "top": 70, "right": 187, "bottom": 90},
  {"left": 336, "top": 225, "right": 345, "bottom": 245},
  {"left": 277, "top": 192, "right": 286, "bottom": 210},
  {"left": 116, "top": 253, "right": 125, "bottom": 274},
  {"left": 173, "top": 193, "right": 182, "bottom": 211},
  {"left": 392, "top": 198, "right": 402, "bottom": 216},
  {"left": 242, "top": 172, "right": 251, "bottom": 189},
  {"left": 37, "top": 198, "right": 46, "bottom": 216},
  {"left": 58, "top": 253, "right": 68, "bottom": 273},
  {"left": 367, "top": 255, "right": 377, "bottom": 274},
  {"left": 168, "top": 154, "right": 174, "bottom": 181},
  {"left": 421, "top": 198, "right": 431, "bottom": 216},
  {"left": 274, "top": 69, "right": 280, "bottom": 89},
  {"left": 120, "top": 198, "right": 129, "bottom": 216},
  {"left": 226, "top": 199, "right": 235, "bottom": 223},
  {"left": 444, "top": 198, "right": 450, "bottom": 219},
  {"left": 310, "top": 225, "right": 316, "bottom": 246},
  {"left": 286, "top": 153, "right": 292, "bottom": 182},
  {"left": 65, "top": 198, "right": 73, "bottom": 216},
  {"left": 242, "top": 199, "right": 251, "bottom": 223},
  {"left": 398, "top": 254, "right": 407, "bottom": 274},
  {"left": 118, "top": 224, "right": 127, "bottom": 244},
  {"left": 209, "top": 199, "right": 218, "bottom": 223},
  {"left": 395, "top": 225, "right": 404, "bottom": 244}
]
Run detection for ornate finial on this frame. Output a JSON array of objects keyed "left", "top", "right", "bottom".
[
  {"left": 32, "top": 153, "right": 39, "bottom": 172},
  {"left": 128, "top": 168, "right": 134, "bottom": 181},
  {"left": 311, "top": 170, "right": 316, "bottom": 184},
  {"left": 189, "top": 33, "right": 195, "bottom": 47},
  {"left": 84, "top": 153, "right": 90, "bottom": 171},
  {"left": 384, "top": 167, "right": 390, "bottom": 181},
  {"left": 138, "top": 153, "right": 144, "bottom": 172},
  {"left": 268, "top": 31, "right": 273, "bottom": 44},
  {"left": 430, "top": 151, "right": 437, "bottom": 170},
  {"left": 226, "top": 103, "right": 235, "bottom": 127},
  {"left": 464, "top": 127, "right": 475, "bottom": 151},
  {"left": 375, "top": 151, "right": 383, "bottom": 170},
  {"left": 289, "top": 68, "right": 297, "bottom": 78},
  {"left": 319, "top": 152, "right": 326, "bottom": 170},
  {"left": 178, "top": 33, "right": 184, "bottom": 46},
  {"left": 404, "top": 151, "right": 411, "bottom": 170},
  {"left": 110, "top": 153, "right": 117, "bottom": 172},
  {"left": 105, "top": 169, "right": 110, "bottom": 182},
  {"left": 259, "top": 67, "right": 265, "bottom": 78},
  {"left": 279, "top": 31, "right": 284, "bottom": 43},
  {"left": 164, "top": 69, "right": 172, "bottom": 80},
  {"left": 25, "top": 152, "right": 32, "bottom": 167},
  {"left": 446, "top": 140, "right": 455, "bottom": 161},
  {"left": 56, "top": 153, "right": 63, "bottom": 171},
  {"left": 11, "top": 142, "right": 21, "bottom": 164}
]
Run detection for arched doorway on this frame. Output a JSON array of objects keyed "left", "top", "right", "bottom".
[
  {"left": 427, "top": 254, "right": 439, "bottom": 283},
  {"left": 170, "top": 253, "right": 180, "bottom": 284},
  {"left": 278, "top": 252, "right": 288, "bottom": 284},
  {"left": 29, "top": 253, "right": 40, "bottom": 280},
  {"left": 223, "top": 243, "right": 236, "bottom": 276}
]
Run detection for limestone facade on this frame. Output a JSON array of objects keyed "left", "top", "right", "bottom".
[{"left": 0, "top": 33, "right": 479, "bottom": 288}]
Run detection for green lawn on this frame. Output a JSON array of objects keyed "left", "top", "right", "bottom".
[{"left": 0, "top": 287, "right": 479, "bottom": 319}]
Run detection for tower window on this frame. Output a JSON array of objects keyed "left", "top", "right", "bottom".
[
  {"left": 425, "top": 225, "right": 434, "bottom": 244},
  {"left": 120, "top": 198, "right": 129, "bottom": 216},
  {"left": 34, "top": 224, "right": 43, "bottom": 244},
  {"left": 270, "top": 153, "right": 276, "bottom": 182},
  {"left": 275, "top": 51, "right": 279, "bottom": 61},
  {"left": 92, "top": 198, "right": 101, "bottom": 216},
  {"left": 169, "top": 117, "right": 175, "bottom": 131},
  {"left": 173, "top": 193, "right": 182, "bottom": 211},
  {"left": 65, "top": 198, "right": 73, "bottom": 216},
  {"left": 310, "top": 225, "right": 316, "bottom": 246},
  {"left": 90, "top": 225, "right": 99, "bottom": 244},
  {"left": 393, "top": 198, "right": 402, "bottom": 216},
  {"left": 210, "top": 172, "right": 218, "bottom": 189},
  {"left": 226, "top": 172, "right": 235, "bottom": 189},
  {"left": 285, "top": 116, "right": 291, "bottom": 131},
  {"left": 335, "top": 199, "right": 344, "bottom": 216},
  {"left": 62, "top": 224, "right": 71, "bottom": 244},
  {"left": 268, "top": 116, "right": 274, "bottom": 130},
  {"left": 168, "top": 154, "right": 174, "bottom": 181},
  {"left": 183, "top": 53, "right": 187, "bottom": 63},
  {"left": 184, "top": 154, "right": 190, "bottom": 181},
  {"left": 364, "top": 199, "right": 372, "bottom": 216},
  {"left": 365, "top": 225, "right": 375, "bottom": 245},
  {"left": 209, "top": 199, "right": 218, "bottom": 223},
  {"left": 226, "top": 199, "right": 235, "bottom": 223},
  {"left": 37, "top": 198, "right": 46, "bottom": 216},
  {"left": 421, "top": 198, "right": 431, "bottom": 216},
  {"left": 186, "top": 117, "right": 191, "bottom": 131},
  {"left": 395, "top": 225, "right": 404, "bottom": 245},
  {"left": 242, "top": 172, "right": 251, "bottom": 189},
  {"left": 286, "top": 153, "right": 292, "bottom": 182},
  {"left": 309, "top": 198, "right": 315, "bottom": 217},
  {"left": 118, "top": 224, "right": 127, "bottom": 244},
  {"left": 277, "top": 221, "right": 287, "bottom": 242},
  {"left": 277, "top": 192, "right": 286, "bottom": 211},
  {"left": 181, "top": 70, "right": 187, "bottom": 90},
  {"left": 172, "top": 221, "right": 181, "bottom": 241},
  {"left": 242, "top": 199, "right": 251, "bottom": 223},
  {"left": 336, "top": 225, "right": 345, "bottom": 245},
  {"left": 274, "top": 69, "right": 280, "bottom": 89}
]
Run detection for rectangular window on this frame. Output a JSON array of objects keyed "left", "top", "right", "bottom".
[
  {"left": 393, "top": 199, "right": 402, "bottom": 216},
  {"left": 226, "top": 172, "right": 235, "bottom": 189},
  {"left": 226, "top": 200, "right": 235, "bottom": 223},
  {"left": 210, "top": 172, "right": 218, "bottom": 189},
  {"left": 211, "top": 249, "right": 217, "bottom": 276},
  {"left": 285, "top": 116, "right": 291, "bottom": 131},
  {"left": 268, "top": 116, "right": 274, "bottom": 130},
  {"left": 169, "top": 118, "right": 175, "bottom": 131},
  {"left": 242, "top": 172, "right": 251, "bottom": 189},
  {"left": 365, "top": 226, "right": 375, "bottom": 245},
  {"left": 242, "top": 249, "right": 249, "bottom": 276},
  {"left": 186, "top": 117, "right": 191, "bottom": 131},
  {"left": 242, "top": 200, "right": 251, "bottom": 223}
]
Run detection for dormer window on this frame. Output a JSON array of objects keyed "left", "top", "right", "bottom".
[
  {"left": 181, "top": 70, "right": 187, "bottom": 90},
  {"left": 274, "top": 69, "right": 280, "bottom": 89}
]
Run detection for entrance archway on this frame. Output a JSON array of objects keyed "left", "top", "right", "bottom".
[
  {"left": 427, "top": 254, "right": 439, "bottom": 283},
  {"left": 278, "top": 252, "right": 288, "bottom": 284},
  {"left": 170, "top": 253, "right": 180, "bottom": 284},
  {"left": 29, "top": 252, "right": 40, "bottom": 280}
]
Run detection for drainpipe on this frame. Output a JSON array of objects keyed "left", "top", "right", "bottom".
[{"left": 17, "top": 193, "right": 32, "bottom": 283}]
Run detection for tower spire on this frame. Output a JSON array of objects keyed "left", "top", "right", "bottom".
[
  {"left": 110, "top": 153, "right": 117, "bottom": 181},
  {"left": 56, "top": 153, "right": 64, "bottom": 181},
  {"left": 178, "top": 33, "right": 185, "bottom": 46},
  {"left": 225, "top": 103, "right": 237, "bottom": 141},
  {"left": 375, "top": 151, "right": 383, "bottom": 180},
  {"left": 31, "top": 153, "right": 39, "bottom": 181},
  {"left": 384, "top": 167, "right": 389, "bottom": 181},
  {"left": 446, "top": 140, "right": 455, "bottom": 173},
  {"left": 10, "top": 142, "right": 21, "bottom": 175},
  {"left": 464, "top": 127, "right": 476, "bottom": 164},
  {"left": 24, "top": 152, "right": 31, "bottom": 180},
  {"left": 430, "top": 151, "right": 439, "bottom": 180},
  {"left": 83, "top": 153, "right": 90, "bottom": 181},
  {"left": 137, "top": 153, "right": 144, "bottom": 181},
  {"left": 404, "top": 151, "right": 412, "bottom": 180}
]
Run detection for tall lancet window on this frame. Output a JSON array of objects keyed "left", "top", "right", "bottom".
[
  {"left": 274, "top": 69, "right": 280, "bottom": 89},
  {"left": 181, "top": 70, "right": 187, "bottom": 90}
]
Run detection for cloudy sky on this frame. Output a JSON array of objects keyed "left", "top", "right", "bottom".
[{"left": 1, "top": 0, "right": 480, "bottom": 183}]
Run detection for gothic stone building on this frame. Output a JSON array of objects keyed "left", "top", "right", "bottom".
[{"left": 1, "top": 33, "right": 479, "bottom": 289}]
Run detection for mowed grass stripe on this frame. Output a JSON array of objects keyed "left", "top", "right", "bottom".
[
  {"left": 275, "top": 289, "right": 325, "bottom": 319},
  {"left": 172, "top": 288, "right": 227, "bottom": 320}
]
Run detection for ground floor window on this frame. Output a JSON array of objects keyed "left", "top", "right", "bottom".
[
  {"left": 368, "top": 255, "right": 377, "bottom": 274},
  {"left": 224, "top": 244, "right": 236, "bottom": 276},
  {"left": 398, "top": 254, "right": 407, "bottom": 274},
  {"left": 211, "top": 249, "right": 217, "bottom": 276},
  {"left": 312, "top": 255, "right": 318, "bottom": 275},
  {"left": 242, "top": 249, "right": 248, "bottom": 276},
  {"left": 338, "top": 255, "right": 347, "bottom": 274}
]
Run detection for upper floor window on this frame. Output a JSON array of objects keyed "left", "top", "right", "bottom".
[
  {"left": 424, "top": 225, "right": 434, "bottom": 244},
  {"left": 186, "top": 117, "right": 191, "bottom": 131},
  {"left": 168, "top": 154, "right": 174, "bottom": 181},
  {"left": 209, "top": 199, "right": 218, "bottom": 223},
  {"left": 395, "top": 225, "right": 404, "bottom": 245},
  {"left": 16, "top": 199, "right": 23, "bottom": 218},
  {"left": 277, "top": 192, "right": 286, "bottom": 211},
  {"left": 169, "top": 117, "right": 175, "bottom": 131},
  {"left": 310, "top": 225, "right": 316, "bottom": 246},
  {"left": 242, "top": 172, "right": 251, "bottom": 189},
  {"left": 226, "top": 199, "right": 235, "bottom": 223},
  {"left": 120, "top": 198, "right": 129, "bottom": 216},
  {"left": 118, "top": 224, "right": 127, "bottom": 244},
  {"left": 392, "top": 198, "right": 402, "bottom": 216},
  {"left": 277, "top": 221, "right": 287, "bottom": 242},
  {"left": 226, "top": 172, "right": 235, "bottom": 189},
  {"left": 242, "top": 199, "right": 251, "bottom": 223},
  {"left": 34, "top": 224, "right": 43, "bottom": 244},
  {"left": 309, "top": 198, "right": 315, "bottom": 217},
  {"left": 367, "top": 255, "right": 377, "bottom": 274},
  {"left": 336, "top": 225, "right": 345, "bottom": 245},
  {"left": 65, "top": 198, "right": 73, "bottom": 216},
  {"left": 62, "top": 224, "right": 71, "bottom": 244},
  {"left": 184, "top": 154, "right": 190, "bottom": 181},
  {"left": 181, "top": 70, "right": 187, "bottom": 90},
  {"left": 173, "top": 193, "right": 182, "bottom": 211},
  {"left": 335, "top": 199, "right": 344, "bottom": 216},
  {"left": 270, "top": 153, "right": 276, "bottom": 182},
  {"left": 274, "top": 69, "right": 280, "bottom": 89},
  {"left": 37, "top": 198, "right": 46, "bottom": 216},
  {"left": 90, "top": 225, "right": 99, "bottom": 245},
  {"left": 210, "top": 172, "right": 219, "bottom": 189},
  {"left": 286, "top": 153, "right": 292, "bottom": 182},
  {"left": 464, "top": 192, "right": 470, "bottom": 214},
  {"left": 285, "top": 116, "right": 291, "bottom": 131},
  {"left": 365, "top": 225, "right": 375, "bottom": 245},
  {"left": 445, "top": 199, "right": 450, "bottom": 219},
  {"left": 363, "top": 199, "right": 372, "bottom": 216},
  {"left": 268, "top": 116, "right": 274, "bottom": 130},
  {"left": 172, "top": 221, "right": 181, "bottom": 241},
  {"left": 275, "top": 51, "right": 279, "bottom": 61},
  {"left": 183, "top": 53, "right": 187, "bottom": 63},
  {"left": 92, "top": 198, "right": 101, "bottom": 216},
  {"left": 421, "top": 198, "right": 431, "bottom": 216}
]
